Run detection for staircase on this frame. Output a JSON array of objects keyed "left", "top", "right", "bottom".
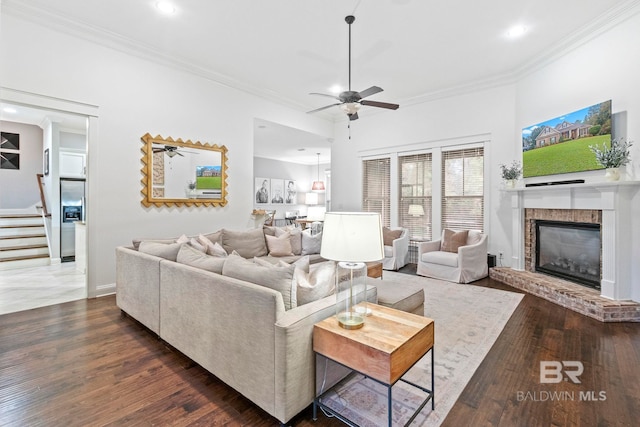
[{"left": 0, "top": 214, "right": 50, "bottom": 271}]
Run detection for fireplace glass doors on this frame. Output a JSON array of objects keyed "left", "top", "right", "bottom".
[{"left": 535, "top": 220, "right": 601, "bottom": 289}]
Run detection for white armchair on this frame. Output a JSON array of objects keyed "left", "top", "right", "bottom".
[
  {"left": 382, "top": 227, "right": 409, "bottom": 271},
  {"left": 417, "top": 229, "right": 488, "bottom": 283}
]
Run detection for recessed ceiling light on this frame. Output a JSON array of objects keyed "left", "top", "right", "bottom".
[
  {"left": 297, "top": 148, "right": 306, "bottom": 151},
  {"left": 156, "top": 1, "right": 176, "bottom": 15},
  {"left": 506, "top": 25, "right": 527, "bottom": 38},
  {"left": 2, "top": 107, "right": 17, "bottom": 114},
  {"left": 329, "top": 85, "right": 342, "bottom": 94}
]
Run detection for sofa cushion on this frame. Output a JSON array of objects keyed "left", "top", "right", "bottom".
[
  {"left": 422, "top": 250, "right": 459, "bottom": 267},
  {"left": 138, "top": 241, "right": 182, "bottom": 261},
  {"left": 441, "top": 229, "right": 469, "bottom": 253},
  {"left": 296, "top": 261, "right": 336, "bottom": 306},
  {"left": 384, "top": 246, "right": 394, "bottom": 257},
  {"left": 275, "top": 227, "right": 302, "bottom": 255},
  {"left": 301, "top": 230, "right": 322, "bottom": 255},
  {"left": 222, "top": 253, "right": 297, "bottom": 310},
  {"left": 198, "top": 234, "right": 228, "bottom": 257},
  {"left": 176, "top": 243, "right": 226, "bottom": 274},
  {"left": 131, "top": 237, "right": 175, "bottom": 250},
  {"left": 221, "top": 228, "right": 268, "bottom": 258},
  {"left": 202, "top": 230, "right": 223, "bottom": 245},
  {"left": 382, "top": 227, "right": 403, "bottom": 246},
  {"left": 265, "top": 232, "right": 294, "bottom": 257}
]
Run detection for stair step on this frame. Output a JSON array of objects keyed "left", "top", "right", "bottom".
[
  {"left": 0, "top": 233, "right": 46, "bottom": 240},
  {"left": 0, "top": 214, "right": 41, "bottom": 219},
  {"left": 0, "top": 243, "right": 48, "bottom": 252},
  {"left": 0, "top": 253, "right": 50, "bottom": 262},
  {"left": 0, "top": 227, "right": 45, "bottom": 238},
  {"left": 0, "top": 256, "right": 50, "bottom": 271},
  {"left": 0, "top": 224, "right": 44, "bottom": 229},
  {"left": 0, "top": 216, "right": 44, "bottom": 227}
]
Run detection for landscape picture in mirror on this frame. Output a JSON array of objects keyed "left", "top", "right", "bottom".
[
  {"left": 141, "top": 133, "right": 228, "bottom": 207},
  {"left": 521, "top": 100, "right": 611, "bottom": 178}
]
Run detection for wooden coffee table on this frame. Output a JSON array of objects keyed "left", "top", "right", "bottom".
[
  {"left": 366, "top": 261, "right": 383, "bottom": 279},
  {"left": 313, "top": 303, "right": 435, "bottom": 426}
]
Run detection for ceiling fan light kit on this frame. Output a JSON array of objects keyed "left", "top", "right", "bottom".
[{"left": 307, "top": 15, "right": 399, "bottom": 122}]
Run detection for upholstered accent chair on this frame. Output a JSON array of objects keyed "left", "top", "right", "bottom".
[
  {"left": 381, "top": 227, "right": 409, "bottom": 271},
  {"left": 417, "top": 229, "right": 488, "bottom": 283}
]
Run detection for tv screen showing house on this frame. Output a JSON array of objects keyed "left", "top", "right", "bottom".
[{"left": 521, "top": 100, "right": 611, "bottom": 178}]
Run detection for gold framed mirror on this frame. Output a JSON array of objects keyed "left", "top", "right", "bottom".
[{"left": 141, "top": 133, "right": 228, "bottom": 207}]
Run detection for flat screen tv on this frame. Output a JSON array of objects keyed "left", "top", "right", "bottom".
[{"left": 521, "top": 100, "right": 611, "bottom": 178}]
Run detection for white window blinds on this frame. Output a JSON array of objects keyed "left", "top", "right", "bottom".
[
  {"left": 362, "top": 157, "right": 391, "bottom": 227},
  {"left": 441, "top": 147, "right": 484, "bottom": 232},
  {"left": 399, "top": 153, "right": 432, "bottom": 240}
]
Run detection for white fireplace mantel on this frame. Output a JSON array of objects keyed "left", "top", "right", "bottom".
[{"left": 507, "top": 181, "right": 640, "bottom": 300}]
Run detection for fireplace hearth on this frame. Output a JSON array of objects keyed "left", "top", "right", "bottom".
[{"left": 535, "top": 220, "right": 600, "bottom": 289}]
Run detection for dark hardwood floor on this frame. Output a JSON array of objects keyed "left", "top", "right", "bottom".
[{"left": 1, "top": 270, "right": 638, "bottom": 426}]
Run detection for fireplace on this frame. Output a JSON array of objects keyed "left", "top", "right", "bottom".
[{"left": 535, "top": 220, "right": 601, "bottom": 289}]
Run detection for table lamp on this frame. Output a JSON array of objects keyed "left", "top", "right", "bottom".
[
  {"left": 320, "top": 212, "right": 384, "bottom": 329},
  {"left": 408, "top": 204, "right": 425, "bottom": 217}
]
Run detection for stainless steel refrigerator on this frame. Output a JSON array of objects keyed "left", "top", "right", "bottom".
[{"left": 60, "top": 178, "right": 86, "bottom": 262}]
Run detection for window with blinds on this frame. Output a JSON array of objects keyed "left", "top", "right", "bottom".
[
  {"left": 399, "top": 153, "right": 432, "bottom": 240},
  {"left": 441, "top": 147, "right": 484, "bottom": 232},
  {"left": 362, "top": 157, "right": 390, "bottom": 227}
]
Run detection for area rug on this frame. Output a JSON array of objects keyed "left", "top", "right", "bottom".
[{"left": 319, "top": 272, "right": 523, "bottom": 426}]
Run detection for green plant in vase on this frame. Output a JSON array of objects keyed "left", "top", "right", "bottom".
[
  {"left": 499, "top": 161, "right": 522, "bottom": 188},
  {"left": 589, "top": 138, "right": 633, "bottom": 181}
]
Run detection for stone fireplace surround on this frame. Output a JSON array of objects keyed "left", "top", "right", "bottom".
[{"left": 489, "top": 181, "right": 640, "bottom": 322}]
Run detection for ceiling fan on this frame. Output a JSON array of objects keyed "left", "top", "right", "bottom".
[
  {"left": 152, "top": 145, "right": 198, "bottom": 158},
  {"left": 307, "top": 15, "right": 399, "bottom": 121}
]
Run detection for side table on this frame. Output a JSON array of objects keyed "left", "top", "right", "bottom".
[
  {"left": 313, "top": 304, "right": 434, "bottom": 426},
  {"left": 409, "top": 238, "right": 429, "bottom": 264},
  {"left": 366, "top": 261, "right": 383, "bottom": 279}
]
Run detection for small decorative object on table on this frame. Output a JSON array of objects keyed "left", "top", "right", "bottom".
[
  {"left": 589, "top": 138, "right": 633, "bottom": 181},
  {"left": 499, "top": 160, "right": 522, "bottom": 188}
]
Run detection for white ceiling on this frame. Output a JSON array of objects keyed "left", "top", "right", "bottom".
[{"left": 2, "top": 0, "right": 635, "bottom": 164}]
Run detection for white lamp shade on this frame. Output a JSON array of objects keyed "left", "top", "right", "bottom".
[
  {"left": 408, "top": 204, "right": 425, "bottom": 216},
  {"left": 305, "top": 192, "right": 318, "bottom": 205},
  {"left": 320, "top": 212, "right": 384, "bottom": 262},
  {"left": 307, "top": 206, "right": 326, "bottom": 221}
]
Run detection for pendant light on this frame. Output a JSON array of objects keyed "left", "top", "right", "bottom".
[{"left": 312, "top": 153, "right": 325, "bottom": 191}]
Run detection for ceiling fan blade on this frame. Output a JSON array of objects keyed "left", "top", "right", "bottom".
[
  {"left": 176, "top": 151, "right": 184, "bottom": 157},
  {"left": 309, "top": 92, "right": 341, "bottom": 101},
  {"left": 361, "top": 100, "right": 399, "bottom": 110},
  {"left": 357, "top": 86, "right": 383, "bottom": 99},
  {"left": 307, "top": 103, "right": 341, "bottom": 114},
  {"left": 348, "top": 112, "right": 359, "bottom": 121}
]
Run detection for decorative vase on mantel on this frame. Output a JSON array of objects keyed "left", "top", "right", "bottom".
[
  {"left": 505, "top": 179, "right": 517, "bottom": 189},
  {"left": 605, "top": 167, "right": 620, "bottom": 182}
]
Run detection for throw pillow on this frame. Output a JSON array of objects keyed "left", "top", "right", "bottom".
[
  {"left": 222, "top": 253, "right": 297, "bottom": 310},
  {"left": 131, "top": 237, "right": 175, "bottom": 250},
  {"left": 301, "top": 230, "right": 322, "bottom": 255},
  {"left": 138, "top": 241, "right": 183, "bottom": 261},
  {"left": 296, "top": 261, "right": 336, "bottom": 306},
  {"left": 382, "top": 227, "right": 403, "bottom": 246},
  {"left": 189, "top": 237, "right": 207, "bottom": 253},
  {"left": 221, "top": 228, "right": 268, "bottom": 258},
  {"left": 176, "top": 243, "right": 226, "bottom": 274},
  {"left": 441, "top": 229, "right": 469, "bottom": 253},
  {"left": 274, "top": 227, "right": 302, "bottom": 255},
  {"left": 265, "top": 232, "right": 294, "bottom": 257},
  {"left": 201, "top": 230, "right": 223, "bottom": 245},
  {"left": 197, "top": 234, "right": 228, "bottom": 257}
]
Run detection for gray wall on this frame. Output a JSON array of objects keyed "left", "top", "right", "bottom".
[{"left": 0, "top": 121, "right": 43, "bottom": 210}]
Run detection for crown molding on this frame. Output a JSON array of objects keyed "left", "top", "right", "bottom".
[
  {"left": 1, "top": 1, "right": 310, "bottom": 113},
  {"left": 4, "top": 0, "right": 640, "bottom": 115}
]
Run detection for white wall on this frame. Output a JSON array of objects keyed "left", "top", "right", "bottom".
[
  {"left": 330, "top": 9, "right": 640, "bottom": 300},
  {"left": 0, "top": 121, "right": 43, "bottom": 210},
  {"left": 0, "top": 13, "right": 333, "bottom": 296}
]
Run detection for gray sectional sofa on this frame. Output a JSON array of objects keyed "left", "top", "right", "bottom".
[{"left": 115, "top": 226, "right": 425, "bottom": 425}]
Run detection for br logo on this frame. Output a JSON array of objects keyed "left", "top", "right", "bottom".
[{"left": 540, "top": 361, "right": 583, "bottom": 384}]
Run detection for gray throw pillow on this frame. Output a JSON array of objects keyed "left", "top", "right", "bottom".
[
  {"left": 275, "top": 227, "right": 302, "bottom": 255},
  {"left": 301, "top": 230, "right": 322, "bottom": 255},
  {"left": 138, "top": 241, "right": 182, "bottom": 261},
  {"left": 176, "top": 243, "right": 225, "bottom": 274},
  {"left": 222, "top": 253, "right": 297, "bottom": 310},
  {"left": 221, "top": 228, "right": 268, "bottom": 258}
]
